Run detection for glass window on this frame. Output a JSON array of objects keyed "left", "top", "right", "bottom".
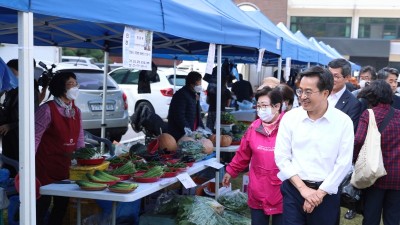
[
  {"left": 359, "top": 18, "right": 400, "bottom": 39},
  {"left": 290, "top": 17, "right": 351, "bottom": 38},
  {"left": 126, "top": 70, "right": 140, "bottom": 84},
  {"left": 109, "top": 69, "right": 129, "bottom": 84},
  {"left": 72, "top": 70, "right": 118, "bottom": 90},
  {"left": 167, "top": 75, "right": 186, "bottom": 86}
]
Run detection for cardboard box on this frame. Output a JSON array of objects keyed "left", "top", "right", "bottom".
[{"left": 242, "top": 172, "right": 249, "bottom": 193}]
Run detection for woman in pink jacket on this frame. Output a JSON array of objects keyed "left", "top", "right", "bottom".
[{"left": 223, "top": 86, "right": 284, "bottom": 225}]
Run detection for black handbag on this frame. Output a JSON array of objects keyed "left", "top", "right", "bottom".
[{"left": 339, "top": 171, "right": 363, "bottom": 213}]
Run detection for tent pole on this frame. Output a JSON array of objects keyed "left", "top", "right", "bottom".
[
  {"left": 18, "top": 11, "right": 36, "bottom": 225},
  {"left": 215, "top": 44, "right": 222, "bottom": 199},
  {"left": 100, "top": 51, "right": 109, "bottom": 146}
]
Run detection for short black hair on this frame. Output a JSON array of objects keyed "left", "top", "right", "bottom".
[
  {"left": 255, "top": 86, "right": 283, "bottom": 112},
  {"left": 359, "top": 65, "right": 377, "bottom": 80},
  {"left": 377, "top": 67, "right": 399, "bottom": 80},
  {"left": 300, "top": 66, "right": 334, "bottom": 95},
  {"left": 185, "top": 71, "right": 202, "bottom": 86},
  {"left": 276, "top": 84, "right": 294, "bottom": 105},
  {"left": 328, "top": 58, "right": 351, "bottom": 77},
  {"left": 358, "top": 80, "right": 393, "bottom": 106},
  {"left": 49, "top": 71, "right": 77, "bottom": 98},
  {"left": 6, "top": 59, "right": 18, "bottom": 71}
]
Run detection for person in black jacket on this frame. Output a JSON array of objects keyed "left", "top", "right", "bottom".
[
  {"left": 0, "top": 59, "right": 40, "bottom": 177},
  {"left": 167, "top": 71, "right": 204, "bottom": 141}
]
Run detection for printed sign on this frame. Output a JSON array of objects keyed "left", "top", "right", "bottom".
[
  {"left": 123, "top": 26, "right": 153, "bottom": 70},
  {"left": 177, "top": 173, "right": 197, "bottom": 189}
]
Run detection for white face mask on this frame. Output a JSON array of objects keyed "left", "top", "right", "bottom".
[
  {"left": 257, "top": 107, "right": 275, "bottom": 122},
  {"left": 66, "top": 87, "right": 80, "bottom": 100},
  {"left": 194, "top": 85, "right": 203, "bottom": 93},
  {"left": 359, "top": 80, "right": 367, "bottom": 89},
  {"left": 281, "top": 102, "right": 287, "bottom": 112}
]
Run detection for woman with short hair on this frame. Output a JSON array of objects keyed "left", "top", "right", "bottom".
[{"left": 355, "top": 80, "right": 400, "bottom": 225}]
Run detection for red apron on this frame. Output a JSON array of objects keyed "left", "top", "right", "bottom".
[{"left": 36, "top": 101, "right": 81, "bottom": 185}]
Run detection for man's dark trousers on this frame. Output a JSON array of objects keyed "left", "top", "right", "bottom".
[{"left": 281, "top": 180, "right": 340, "bottom": 225}]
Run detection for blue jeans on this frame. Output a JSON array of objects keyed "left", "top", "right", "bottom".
[
  {"left": 280, "top": 180, "right": 340, "bottom": 225},
  {"left": 362, "top": 186, "right": 400, "bottom": 225},
  {"left": 250, "top": 208, "right": 282, "bottom": 225}
]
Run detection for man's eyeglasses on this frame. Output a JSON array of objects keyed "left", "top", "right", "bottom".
[{"left": 296, "top": 89, "right": 320, "bottom": 98}]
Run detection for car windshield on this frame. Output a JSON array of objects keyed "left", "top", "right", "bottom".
[{"left": 70, "top": 70, "right": 118, "bottom": 90}]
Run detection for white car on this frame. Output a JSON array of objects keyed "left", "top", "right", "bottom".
[
  {"left": 61, "top": 56, "right": 100, "bottom": 69},
  {"left": 109, "top": 67, "right": 188, "bottom": 119}
]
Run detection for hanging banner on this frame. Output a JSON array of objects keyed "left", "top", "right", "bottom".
[
  {"left": 123, "top": 26, "right": 153, "bottom": 70},
  {"left": 285, "top": 57, "right": 292, "bottom": 82},
  {"left": 257, "top": 48, "right": 265, "bottom": 73},
  {"left": 205, "top": 43, "right": 216, "bottom": 75}
]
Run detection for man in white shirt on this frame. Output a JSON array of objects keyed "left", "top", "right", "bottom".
[{"left": 275, "top": 66, "right": 354, "bottom": 225}]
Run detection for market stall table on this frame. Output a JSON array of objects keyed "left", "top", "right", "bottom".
[
  {"left": 40, "top": 158, "right": 217, "bottom": 225},
  {"left": 214, "top": 145, "right": 240, "bottom": 153}
]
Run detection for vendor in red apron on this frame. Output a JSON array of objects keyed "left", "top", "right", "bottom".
[{"left": 35, "top": 71, "right": 84, "bottom": 225}]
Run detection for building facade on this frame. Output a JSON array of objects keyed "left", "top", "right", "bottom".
[{"left": 234, "top": 0, "right": 400, "bottom": 69}]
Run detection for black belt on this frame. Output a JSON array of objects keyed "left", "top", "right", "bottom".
[{"left": 303, "top": 180, "right": 323, "bottom": 190}]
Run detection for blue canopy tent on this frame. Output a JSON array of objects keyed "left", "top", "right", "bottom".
[
  {"left": 309, "top": 37, "right": 336, "bottom": 62},
  {"left": 276, "top": 22, "right": 320, "bottom": 64},
  {"left": 294, "top": 30, "right": 330, "bottom": 65},
  {"left": 0, "top": 1, "right": 289, "bottom": 223}
]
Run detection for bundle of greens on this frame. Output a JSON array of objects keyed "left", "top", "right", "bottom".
[
  {"left": 217, "top": 190, "right": 248, "bottom": 213},
  {"left": 178, "top": 141, "right": 207, "bottom": 162},
  {"left": 177, "top": 196, "right": 229, "bottom": 225},
  {"left": 222, "top": 210, "right": 251, "bottom": 225}
]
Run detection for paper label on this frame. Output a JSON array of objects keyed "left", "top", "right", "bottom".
[
  {"left": 177, "top": 173, "right": 197, "bottom": 189},
  {"left": 206, "top": 161, "right": 224, "bottom": 169}
]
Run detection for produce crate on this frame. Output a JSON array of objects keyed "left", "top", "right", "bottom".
[{"left": 69, "top": 161, "right": 110, "bottom": 181}]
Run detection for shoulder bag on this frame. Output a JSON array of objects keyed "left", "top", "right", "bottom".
[{"left": 350, "top": 108, "right": 394, "bottom": 189}]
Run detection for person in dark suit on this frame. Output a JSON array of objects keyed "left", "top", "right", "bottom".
[
  {"left": 376, "top": 67, "right": 400, "bottom": 110},
  {"left": 328, "top": 58, "right": 362, "bottom": 222},
  {"left": 167, "top": 71, "right": 204, "bottom": 141},
  {"left": 328, "top": 59, "right": 362, "bottom": 131}
]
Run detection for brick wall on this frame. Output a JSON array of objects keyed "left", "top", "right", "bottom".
[{"left": 233, "top": 0, "right": 288, "bottom": 25}]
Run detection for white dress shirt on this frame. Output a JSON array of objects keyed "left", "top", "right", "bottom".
[
  {"left": 275, "top": 105, "right": 354, "bottom": 194},
  {"left": 328, "top": 85, "right": 346, "bottom": 107}
]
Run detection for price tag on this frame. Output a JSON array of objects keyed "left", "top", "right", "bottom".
[
  {"left": 177, "top": 173, "right": 197, "bottom": 189},
  {"left": 206, "top": 161, "right": 224, "bottom": 169}
]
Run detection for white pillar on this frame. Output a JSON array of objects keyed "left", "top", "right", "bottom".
[{"left": 351, "top": 9, "right": 360, "bottom": 39}]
